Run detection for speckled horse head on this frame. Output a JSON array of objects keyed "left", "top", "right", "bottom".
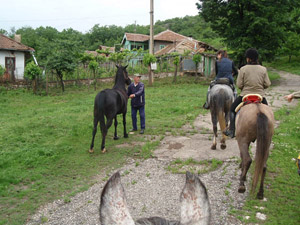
[{"left": 99, "top": 171, "right": 211, "bottom": 225}]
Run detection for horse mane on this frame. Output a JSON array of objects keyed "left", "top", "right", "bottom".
[{"left": 113, "top": 66, "right": 126, "bottom": 91}]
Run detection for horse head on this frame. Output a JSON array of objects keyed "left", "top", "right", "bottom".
[
  {"left": 99, "top": 171, "right": 211, "bottom": 225},
  {"left": 116, "top": 65, "right": 131, "bottom": 86}
]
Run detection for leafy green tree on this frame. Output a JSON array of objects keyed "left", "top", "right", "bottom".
[
  {"left": 171, "top": 53, "right": 181, "bottom": 83},
  {"left": 197, "top": 0, "right": 300, "bottom": 64},
  {"left": 88, "top": 60, "right": 99, "bottom": 91},
  {"left": 0, "top": 29, "right": 7, "bottom": 35},
  {"left": 24, "top": 62, "right": 42, "bottom": 94},
  {"left": 282, "top": 31, "right": 300, "bottom": 62},
  {"left": 47, "top": 39, "right": 80, "bottom": 92},
  {"left": 143, "top": 53, "right": 157, "bottom": 86},
  {"left": 0, "top": 65, "right": 5, "bottom": 76},
  {"left": 192, "top": 54, "right": 202, "bottom": 77}
]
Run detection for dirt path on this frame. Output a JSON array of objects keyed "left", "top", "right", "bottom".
[{"left": 27, "top": 70, "right": 300, "bottom": 225}]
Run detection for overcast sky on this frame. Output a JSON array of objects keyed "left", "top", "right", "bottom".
[{"left": 0, "top": 0, "right": 200, "bottom": 33}]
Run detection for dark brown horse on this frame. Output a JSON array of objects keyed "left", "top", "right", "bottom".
[
  {"left": 89, "top": 65, "right": 131, "bottom": 153},
  {"left": 236, "top": 103, "right": 274, "bottom": 199},
  {"left": 99, "top": 171, "right": 211, "bottom": 225}
]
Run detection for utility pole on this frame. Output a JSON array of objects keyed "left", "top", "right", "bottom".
[
  {"left": 149, "top": 0, "right": 154, "bottom": 85},
  {"left": 150, "top": 0, "right": 154, "bottom": 55}
]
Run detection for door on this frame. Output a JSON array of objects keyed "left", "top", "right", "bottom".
[{"left": 5, "top": 57, "right": 16, "bottom": 81}]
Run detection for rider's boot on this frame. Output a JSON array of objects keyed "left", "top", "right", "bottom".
[
  {"left": 203, "top": 89, "right": 210, "bottom": 109},
  {"left": 223, "top": 112, "right": 236, "bottom": 138}
]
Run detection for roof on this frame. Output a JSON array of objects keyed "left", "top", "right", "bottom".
[
  {"left": 154, "top": 29, "right": 188, "bottom": 42},
  {"left": 99, "top": 45, "right": 115, "bottom": 52},
  {"left": 122, "top": 33, "right": 150, "bottom": 44},
  {"left": 155, "top": 38, "right": 207, "bottom": 56},
  {"left": 0, "top": 34, "right": 34, "bottom": 52}
]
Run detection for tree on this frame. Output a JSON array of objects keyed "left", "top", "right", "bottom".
[
  {"left": 192, "top": 54, "right": 202, "bottom": 77},
  {"left": 47, "top": 40, "right": 79, "bottom": 92},
  {"left": 143, "top": 53, "right": 157, "bottom": 86},
  {"left": 24, "top": 62, "right": 42, "bottom": 94},
  {"left": 171, "top": 53, "right": 181, "bottom": 83},
  {"left": 88, "top": 60, "right": 99, "bottom": 91},
  {"left": 197, "top": 0, "right": 300, "bottom": 64}
]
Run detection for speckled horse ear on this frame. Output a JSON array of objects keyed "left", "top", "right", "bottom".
[
  {"left": 99, "top": 171, "right": 211, "bottom": 225},
  {"left": 180, "top": 171, "right": 211, "bottom": 225},
  {"left": 99, "top": 171, "right": 135, "bottom": 225}
]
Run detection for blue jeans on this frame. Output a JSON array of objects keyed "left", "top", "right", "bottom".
[{"left": 131, "top": 105, "right": 145, "bottom": 130}]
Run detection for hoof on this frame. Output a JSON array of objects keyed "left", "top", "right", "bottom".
[
  {"left": 221, "top": 143, "right": 226, "bottom": 150},
  {"left": 257, "top": 192, "right": 264, "bottom": 200},
  {"left": 113, "top": 136, "right": 120, "bottom": 140},
  {"left": 238, "top": 186, "right": 246, "bottom": 193},
  {"left": 89, "top": 149, "right": 94, "bottom": 153},
  {"left": 124, "top": 134, "right": 128, "bottom": 138},
  {"left": 101, "top": 148, "right": 106, "bottom": 153},
  {"left": 211, "top": 145, "right": 216, "bottom": 150}
]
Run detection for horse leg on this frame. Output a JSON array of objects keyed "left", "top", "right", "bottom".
[
  {"left": 238, "top": 141, "right": 252, "bottom": 193},
  {"left": 219, "top": 111, "right": 227, "bottom": 150},
  {"left": 123, "top": 113, "right": 128, "bottom": 138},
  {"left": 113, "top": 116, "right": 119, "bottom": 140},
  {"left": 89, "top": 117, "right": 98, "bottom": 153},
  {"left": 101, "top": 117, "right": 113, "bottom": 153},
  {"left": 211, "top": 113, "right": 218, "bottom": 150},
  {"left": 257, "top": 166, "right": 267, "bottom": 199}
]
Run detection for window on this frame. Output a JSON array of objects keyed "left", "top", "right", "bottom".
[{"left": 159, "top": 45, "right": 165, "bottom": 50}]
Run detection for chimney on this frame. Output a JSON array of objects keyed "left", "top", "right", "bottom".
[{"left": 14, "top": 34, "right": 21, "bottom": 43}]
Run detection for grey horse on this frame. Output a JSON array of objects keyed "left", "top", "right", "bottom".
[
  {"left": 209, "top": 83, "right": 234, "bottom": 150},
  {"left": 99, "top": 171, "right": 211, "bottom": 225}
]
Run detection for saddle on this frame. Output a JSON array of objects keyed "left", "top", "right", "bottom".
[
  {"left": 210, "top": 78, "right": 234, "bottom": 91},
  {"left": 235, "top": 94, "right": 263, "bottom": 113}
]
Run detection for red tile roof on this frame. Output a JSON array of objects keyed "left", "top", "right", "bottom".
[
  {"left": 124, "top": 33, "right": 150, "bottom": 42},
  {"left": 154, "top": 29, "right": 188, "bottom": 42},
  {"left": 0, "top": 34, "right": 34, "bottom": 52}
]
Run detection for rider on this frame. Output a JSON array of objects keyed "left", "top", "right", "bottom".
[
  {"left": 224, "top": 48, "right": 271, "bottom": 138},
  {"left": 203, "top": 50, "right": 238, "bottom": 109}
]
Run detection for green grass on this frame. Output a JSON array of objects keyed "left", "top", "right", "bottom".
[
  {"left": 167, "top": 158, "right": 223, "bottom": 175},
  {"left": 0, "top": 76, "right": 207, "bottom": 225},
  {"left": 265, "top": 55, "right": 300, "bottom": 75},
  {"left": 233, "top": 104, "right": 300, "bottom": 224},
  {"left": 268, "top": 71, "right": 280, "bottom": 83}
]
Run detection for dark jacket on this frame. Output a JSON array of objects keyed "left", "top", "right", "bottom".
[
  {"left": 127, "top": 82, "right": 145, "bottom": 107},
  {"left": 215, "top": 58, "right": 238, "bottom": 84}
]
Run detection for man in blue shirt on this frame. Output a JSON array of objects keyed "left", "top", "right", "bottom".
[{"left": 127, "top": 74, "right": 145, "bottom": 134}]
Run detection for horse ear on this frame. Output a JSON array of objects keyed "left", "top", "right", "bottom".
[
  {"left": 116, "top": 64, "right": 119, "bottom": 68},
  {"left": 99, "top": 172, "right": 135, "bottom": 225},
  {"left": 180, "top": 172, "right": 211, "bottom": 225},
  {"left": 124, "top": 65, "right": 128, "bottom": 69}
]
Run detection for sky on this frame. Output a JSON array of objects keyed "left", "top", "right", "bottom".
[{"left": 0, "top": 0, "right": 200, "bottom": 33}]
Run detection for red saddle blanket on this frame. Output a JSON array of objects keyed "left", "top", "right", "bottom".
[
  {"left": 235, "top": 94, "right": 263, "bottom": 112},
  {"left": 242, "top": 94, "right": 263, "bottom": 105}
]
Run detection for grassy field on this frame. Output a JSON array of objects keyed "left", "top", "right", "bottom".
[
  {"left": 0, "top": 76, "right": 208, "bottom": 225},
  {"left": 265, "top": 55, "right": 300, "bottom": 75}
]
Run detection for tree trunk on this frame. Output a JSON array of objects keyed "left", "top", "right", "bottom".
[
  {"left": 94, "top": 71, "right": 96, "bottom": 91},
  {"left": 173, "top": 65, "right": 178, "bottom": 83},
  {"left": 33, "top": 78, "right": 37, "bottom": 94},
  {"left": 148, "top": 65, "right": 153, "bottom": 86},
  {"left": 46, "top": 70, "right": 48, "bottom": 95},
  {"left": 57, "top": 72, "right": 64, "bottom": 92}
]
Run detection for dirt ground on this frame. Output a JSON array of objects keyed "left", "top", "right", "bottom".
[{"left": 26, "top": 70, "right": 300, "bottom": 225}]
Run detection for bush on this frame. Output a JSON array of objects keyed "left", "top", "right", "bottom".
[
  {"left": 0, "top": 65, "right": 5, "bottom": 76},
  {"left": 24, "top": 62, "right": 42, "bottom": 80}
]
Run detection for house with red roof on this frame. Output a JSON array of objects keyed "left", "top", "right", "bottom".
[
  {"left": 0, "top": 34, "right": 35, "bottom": 80},
  {"left": 121, "top": 29, "right": 217, "bottom": 55}
]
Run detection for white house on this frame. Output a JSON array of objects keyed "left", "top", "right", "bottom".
[{"left": 0, "top": 34, "right": 34, "bottom": 80}]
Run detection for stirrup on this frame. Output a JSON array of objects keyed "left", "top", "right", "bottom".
[
  {"left": 223, "top": 129, "right": 235, "bottom": 138},
  {"left": 203, "top": 102, "right": 209, "bottom": 110}
]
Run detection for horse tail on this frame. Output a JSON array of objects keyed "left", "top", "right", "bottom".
[{"left": 252, "top": 112, "right": 270, "bottom": 192}]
